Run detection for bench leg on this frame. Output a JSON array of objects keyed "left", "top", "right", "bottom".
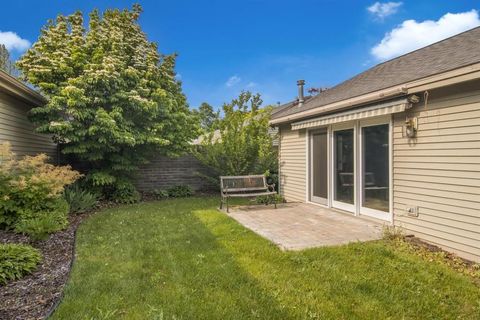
[
  {"left": 274, "top": 196, "right": 277, "bottom": 209},
  {"left": 220, "top": 197, "right": 223, "bottom": 210},
  {"left": 226, "top": 197, "right": 229, "bottom": 213}
]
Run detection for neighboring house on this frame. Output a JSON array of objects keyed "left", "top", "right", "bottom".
[
  {"left": 271, "top": 27, "right": 480, "bottom": 262},
  {"left": 0, "top": 70, "right": 57, "bottom": 160}
]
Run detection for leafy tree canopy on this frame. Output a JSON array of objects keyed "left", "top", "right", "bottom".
[
  {"left": 192, "top": 102, "right": 219, "bottom": 132},
  {"left": 17, "top": 4, "right": 199, "bottom": 193},
  {"left": 194, "top": 91, "right": 277, "bottom": 182}
]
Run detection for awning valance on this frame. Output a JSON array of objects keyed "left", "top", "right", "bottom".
[{"left": 291, "top": 98, "right": 409, "bottom": 130}]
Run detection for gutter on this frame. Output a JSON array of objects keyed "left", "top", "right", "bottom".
[
  {"left": 0, "top": 70, "right": 46, "bottom": 107},
  {"left": 270, "top": 62, "right": 480, "bottom": 125}
]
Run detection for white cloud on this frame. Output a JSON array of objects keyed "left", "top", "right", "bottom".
[
  {"left": 368, "top": 2, "right": 402, "bottom": 20},
  {"left": 246, "top": 81, "right": 257, "bottom": 88},
  {"left": 371, "top": 10, "right": 480, "bottom": 60},
  {"left": 225, "top": 75, "right": 241, "bottom": 87},
  {"left": 0, "top": 31, "right": 30, "bottom": 52}
]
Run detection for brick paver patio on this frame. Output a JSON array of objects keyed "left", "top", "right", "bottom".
[{"left": 226, "top": 203, "right": 384, "bottom": 250}]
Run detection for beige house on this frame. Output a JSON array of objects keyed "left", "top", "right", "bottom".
[
  {"left": 0, "top": 70, "right": 56, "bottom": 159},
  {"left": 271, "top": 27, "right": 480, "bottom": 263}
]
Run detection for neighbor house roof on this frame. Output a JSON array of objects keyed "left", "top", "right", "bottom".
[
  {"left": 271, "top": 95, "right": 312, "bottom": 116},
  {"left": 272, "top": 26, "right": 480, "bottom": 123},
  {"left": 0, "top": 70, "right": 46, "bottom": 107}
]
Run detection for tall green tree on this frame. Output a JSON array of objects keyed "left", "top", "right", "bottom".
[
  {"left": 193, "top": 102, "right": 219, "bottom": 132},
  {"left": 0, "top": 45, "right": 16, "bottom": 76},
  {"left": 194, "top": 91, "right": 277, "bottom": 182},
  {"left": 17, "top": 5, "right": 198, "bottom": 197}
]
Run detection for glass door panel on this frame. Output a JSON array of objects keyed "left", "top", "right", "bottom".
[
  {"left": 334, "top": 129, "right": 354, "bottom": 205},
  {"left": 362, "top": 124, "right": 389, "bottom": 212},
  {"left": 311, "top": 129, "right": 328, "bottom": 204}
]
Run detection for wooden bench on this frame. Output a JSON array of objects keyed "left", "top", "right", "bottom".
[{"left": 220, "top": 175, "right": 277, "bottom": 212}]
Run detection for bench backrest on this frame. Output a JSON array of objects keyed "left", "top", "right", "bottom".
[{"left": 220, "top": 175, "right": 267, "bottom": 192}]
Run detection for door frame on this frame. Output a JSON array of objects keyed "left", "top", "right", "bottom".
[
  {"left": 308, "top": 128, "right": 329, "bottom": 205},
  {"left": 358, "top": 116, "right": 393, "bottom": 221}
]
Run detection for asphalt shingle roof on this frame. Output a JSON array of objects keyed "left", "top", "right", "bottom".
[{"left": 272, "top": 26, "right": 480, "bottom": 120}]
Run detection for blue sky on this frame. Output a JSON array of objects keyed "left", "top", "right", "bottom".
[{"left": 1, "top": 1, "right": 479, "bottom": 110}]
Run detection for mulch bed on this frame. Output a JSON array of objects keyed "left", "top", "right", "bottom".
[{"left": 0, "top": 212, "right": 93, "bottom": 320}]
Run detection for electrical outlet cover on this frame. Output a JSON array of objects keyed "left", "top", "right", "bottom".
[{"left": 406, "top": 206, "right": 419, "bottom": 217}]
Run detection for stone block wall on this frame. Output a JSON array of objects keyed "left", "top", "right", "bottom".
[{"left": 133, "top": 154, "right": 216, "bottom": 192}]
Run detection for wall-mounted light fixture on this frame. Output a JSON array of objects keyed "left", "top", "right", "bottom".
[{"left": 405, "top": 117, "right": 418, "bottom": 138}]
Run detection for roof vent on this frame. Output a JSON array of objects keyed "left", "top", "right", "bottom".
[{"left": 297, "top": 79, "right": 305, "bottom": 105}]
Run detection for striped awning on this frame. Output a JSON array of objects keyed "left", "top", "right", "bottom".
[{"left": 291, "top": 98, "right": 409, "bottom": 130}]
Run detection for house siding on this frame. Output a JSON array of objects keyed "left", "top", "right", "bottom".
[
  {"left": 279, "top": 124, "right": 306, "bottom": 202},
  {"left": 393, "top": 81, "right": 480, "bottom": 262},
  {"left": 0, "top": 91, "right": 57, "bottom": 160}
]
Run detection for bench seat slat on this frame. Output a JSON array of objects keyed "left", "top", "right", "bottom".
[
  {"left": 226, "top": 191, "right": 277, "bottom": 197},
  {"left": 223, "top": 187, "right": 268, "bottom": 192},
  {"left": 220, "top": 175, "right": 265, "bottom": 179}
]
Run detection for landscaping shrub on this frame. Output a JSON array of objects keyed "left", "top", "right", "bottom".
[
  {"left": 0, "top": 142, "right": 80, "bottom": 239},
  {"left": 153, "top": 189, "right": 169, "bottom": 199},
  {"left": 382, "top": 225, "right": 405, "bottom": 240},
  {"left": 14, "top": 198, "right": 69, "bottom": 241},
  {"left": 167, "top": 185, "right": 193, "bottom": 198},
  {"left": 255, "top": 194, "right": 284, "bottom": 205},
  {"left": 0, "top": 243, "right": 42, "bottom": 285},
  {"left": 109, "top": 179, "right": 141, "bottom": 204},
  {"left": 64, "top": 183, "right": 98, "bottom": 214}
]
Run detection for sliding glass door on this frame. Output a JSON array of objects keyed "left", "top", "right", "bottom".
[
  {"left": 360, "top": 122, "right": 390, "bottom": 218},
  {"left": 309, "top": 117, "right": 391, "bottom": 221},
  {"left": 333, "top": 128, "right": 355, "bottom": 212}
]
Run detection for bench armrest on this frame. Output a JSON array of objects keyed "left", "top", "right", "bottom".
[
  {"left": 222, "top": 186, "right": 229, "bottom": 196},
  {"left": 267, "top": 183, "right": 275, "bottom": 192}
]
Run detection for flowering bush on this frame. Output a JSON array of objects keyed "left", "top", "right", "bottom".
[{"left": 0, "top": 142, "right": 81, "bottom": 239}]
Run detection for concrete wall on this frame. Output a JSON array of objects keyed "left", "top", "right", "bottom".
[{"left": 134, "top": 154, "right": 216, "bottom": 192}]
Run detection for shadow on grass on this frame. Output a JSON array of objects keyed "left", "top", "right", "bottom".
[{"left": 194, "top": 202, "right": 480, "bottom": 320}]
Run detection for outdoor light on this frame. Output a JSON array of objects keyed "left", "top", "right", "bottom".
[{"left": 404, "top": 117, "right": 418, "bottom": 138}]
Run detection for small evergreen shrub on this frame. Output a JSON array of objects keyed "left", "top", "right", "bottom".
[
  {"left": 153, "top": 189, "right": 169, "bottom": 199},
  {"left": 255, "top": 194, "right": 284, "bottom": 205},
  {"left": 167, "top": 185, "right": 193, "bottom": 198},
  {"left": 0, "top": 243, "right": 42, "bottom": 285},
  {"left": 64, "top": 184, "right": 98, "bottom": 214}
]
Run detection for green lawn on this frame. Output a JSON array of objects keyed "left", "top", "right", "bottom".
[{"left": 52, "top": 197, "right": 480, "bottom": 320}]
